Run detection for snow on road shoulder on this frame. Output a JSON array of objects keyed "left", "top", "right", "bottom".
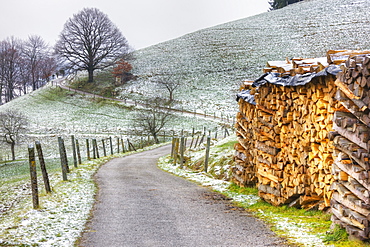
[{"left": 158, "top": 155, "right": 330, "bottom": 247}]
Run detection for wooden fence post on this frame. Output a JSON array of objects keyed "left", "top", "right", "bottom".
[
  {"left": 225, "top": 128, "right": 230, "bottom": 137},
  {"left": 92, "top": 139, "right": 96, "bottom": 159},
  {"left": 117, "top": 137, "right": 120, "bottom": 153},
  {"left": 173, "top": 138, "right": 179, "bottom": 165},
  {"left": 71, "top": 135, "right": 77, "bottom": 168},
  {"left": 86, "top": 139, "right": 91, "bottom": 160},
  {"left": 171, "top": 137, "right": 175, "bottom": 158},
  {"left": 76, "top": 139, "right": 82, "bottom": 164},
  {"left": 204, "top": 136, "right": 211, "bottom": 173},
  {"left": 109, "top": 137, "right": 113, "bottom": 155},
  {"left": 179, "top": 136, "right": 185, "bottom": 168},
  {"left": 58, "top": 137, "right": 68, "bottom": 181},
  {"left": 194, "top": 135, "right": 200, "bottom": 148},
  {"left": 121, "top": 138, "right": 125, "bottom": 153},
  {"left": 35, "top": 141, "right": 51, "bottom": 193},
  {"left": 61, "top": 137, "right": 69, "bottom": 173},
  {"left": 189, "top": 128, "right": 195, "bottom": 149},
  {"left": 128, "top": 139, "right": 136, "bottom": 151},
  {"left": 28, "top": 145, "right": 39, "bottom": 209},
  {"left": 95, "top": 139, "right": 100, "bottom": 158},
  {"left": 102, "top": 139, "right": 107, "bottom": 157}
]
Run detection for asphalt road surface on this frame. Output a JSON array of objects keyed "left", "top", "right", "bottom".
[{"left": 79, "top": 145, "right": 289, "bottom": 247}]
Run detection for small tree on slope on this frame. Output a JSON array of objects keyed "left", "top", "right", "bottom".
[{"left": 0, "top": 109, "right": 28, "bottom": 160}]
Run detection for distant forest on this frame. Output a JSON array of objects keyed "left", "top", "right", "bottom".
[{"left": 269, "top": 0, "right": 304, "bottom": 10}]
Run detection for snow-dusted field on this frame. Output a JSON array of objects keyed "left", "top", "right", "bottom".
[{"left": 125, "top": 0, "right": 370, "bottom": 116}]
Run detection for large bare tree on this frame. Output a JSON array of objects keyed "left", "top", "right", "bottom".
[
  {"left": 0, "top": 109, "right": 28, "bottom": 160},
  {"left": 55, "top": 8, "right": 131, "bottom": 82}
]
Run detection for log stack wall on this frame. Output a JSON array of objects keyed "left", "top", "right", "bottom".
[
  {"left": 234, "top": 50, "right": 370, "bottom": 240},
  {"left": 330, "top": 53, "right": 370, "bottom": 240},
  {"left": 234, "top": 83, "right": 258, "bottom": 187}
]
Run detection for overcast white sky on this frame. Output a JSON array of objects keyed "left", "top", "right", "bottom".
[{"left": 0, "top": 0, "right": 270, "bottom": 49}]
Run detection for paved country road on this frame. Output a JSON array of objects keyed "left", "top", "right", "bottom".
[{"left": 79, "top": 145, "right": 289, "bottom": 247}]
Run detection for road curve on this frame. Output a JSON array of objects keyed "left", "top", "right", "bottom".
[{"left": 79, "top": 145, "right": 288, "bottom": 247}]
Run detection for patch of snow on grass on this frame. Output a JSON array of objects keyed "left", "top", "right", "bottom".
[
  {"left": 158, "top": 156, "right": 259, "bottom": 210},
  {"left": 158, "top": 147, "right": 330, "bottom": 247},
  {"left": 258, "top": 209, "right": 329, "bottom": 247},
  {"left": 0, "top": 157, "right": 104, "bottom": 246}
]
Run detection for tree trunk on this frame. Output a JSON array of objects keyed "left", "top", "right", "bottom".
[
  {"left": 153, "top": 132, "right": 159, "bottom": 144},
  {"left": 88, "top": 68, "right": 94, "bottom": 83},
  {"left": 11, "top": 142, "right": 15, "bottom": 161}
]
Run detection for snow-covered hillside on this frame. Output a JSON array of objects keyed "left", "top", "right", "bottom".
[{"left": 126, "top": 0, "right": 370, "bottom": 115}]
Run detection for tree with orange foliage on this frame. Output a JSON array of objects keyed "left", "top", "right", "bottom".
[{"left": 112, "top": 58, "right": 133, "bottom": 84}]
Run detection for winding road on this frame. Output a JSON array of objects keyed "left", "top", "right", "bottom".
[{"left": 79, "top": 144, "right": 288, "bottom": 247}]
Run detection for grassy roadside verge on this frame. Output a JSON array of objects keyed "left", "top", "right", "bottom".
[
  {"left": 157, "top": 136, "right": 370, "bottom": 247},
  {"left": 0, "top": 143, "right": 169, "bottom": 246}
]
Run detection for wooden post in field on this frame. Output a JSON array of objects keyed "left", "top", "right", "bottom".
[
  {"left": 86, "top": 139, "right": 91, "bottom": 160},
  {"left": 214, "top": 127, "right": 218, "bottom": 140},
  {"left": 117, "top": 137, "right": 120, "bottom": 153},
  {"left": 109, "top": 137, "right": 113, "bottom": 155},
  {"left": 71, "top": 135, "right": 77, "bottom": 168},
  {"left": 171, "top": 137, "right": 175, "bottom": 158},
  {"left": 58, "top": 137, "right": 68, "bottom": 180},
  {"left": 179, "top": 136, "right": 185, "bottom": 168},
  {"left": 189, "top": 128, "right": 195, "bottom": 149},
  {"left": 92, "top": 139, "right": 96, "bottom": 159},
  {"left": 28, "top": 145, "right": 39, "bottom": 209},
  {"left": 199, "top": 130, "right": 206, "bottom": 147},
  {"left": 76, "top": 139, "right": 82, "bottom": 164},
  {"left": 62, "top": 138, "right": 69, "bottom": 172},
  {"left": 225, "top": 128, "right": 230, "bottom": 137},
  {"left": 128, "top": 139, "right": 136, "bottom": 151},
  {"left": 94, "top": 139, "right": 100, "bottom": 158},
  {"left": 102, "top": 139, "right": 107, "bottom": 156},
  {"left": 35, "top": 141, "right": 51, "bottom": 193},
  {"left": 194, "top": 135, "right": 200, "bottom": 148},
  {"left": 173, "top": 138, "right": 179, "bottom": 165},
  {"left": 204, "top": 136, "right": 211, "bottom": 173},
  {"left": 121, "top": 138, "right": 125, "bottom": 153}
]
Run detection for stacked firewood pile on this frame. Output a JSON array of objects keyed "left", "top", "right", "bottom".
[
  {"left": 235, "top": 56, "right": 342, "bottom": 209},
  {"left": 330, "top": 52, "right": 370, "bottom": 240},
  {"left": 234, "top": 82, "right": 258, "bottom": 187},
  {"left": 253, "top": 76, "right": 340, "bottom": 209},
  {"left": 234, "top": 49, "right": 370, "bottom": 240}
]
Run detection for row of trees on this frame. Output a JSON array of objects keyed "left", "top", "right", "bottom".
[
  {"left": 0, "top": 36, "right": 57, "bottom": 104},
  {"left": 269, "top": 0, "right": 304, "bottom": 10},
  {"left": 0, "top": 8, "right": 133, "bottom": 105}
]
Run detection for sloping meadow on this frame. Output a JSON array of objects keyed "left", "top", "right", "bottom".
[{"left": 125, "top": 0, "right": 370, "bottom": 117}]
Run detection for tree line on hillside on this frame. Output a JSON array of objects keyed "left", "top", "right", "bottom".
[
  {"left": 269, "top": 0, "right": 304, "bottom": 10},
  {"left": 0, "top": 7, "right": 176, "bottom": 160},
  {"left": 0, "top": 8, "right": 133, "bottom": 105},
  {"left": 0, "top": 36, "right": 57, "bottom": 104}
]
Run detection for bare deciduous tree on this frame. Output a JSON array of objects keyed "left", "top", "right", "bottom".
[
  {"left": 55, "top": 8, "right": 131, "bottom": 83},
  {"left": 154, "top": 73, "right": 183, "bottom": 103},
  {"left": 0, "top": 109, "right": 28, "bottom": 160},
  {"left": 134, "top": 98, "right": 173, "bottom": 144},
  {"left": 23, "top": 35, "right": 49, "bottom": 91},
  {"left": 0, "top": 37, "right": 23, "bottom": 103}
]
